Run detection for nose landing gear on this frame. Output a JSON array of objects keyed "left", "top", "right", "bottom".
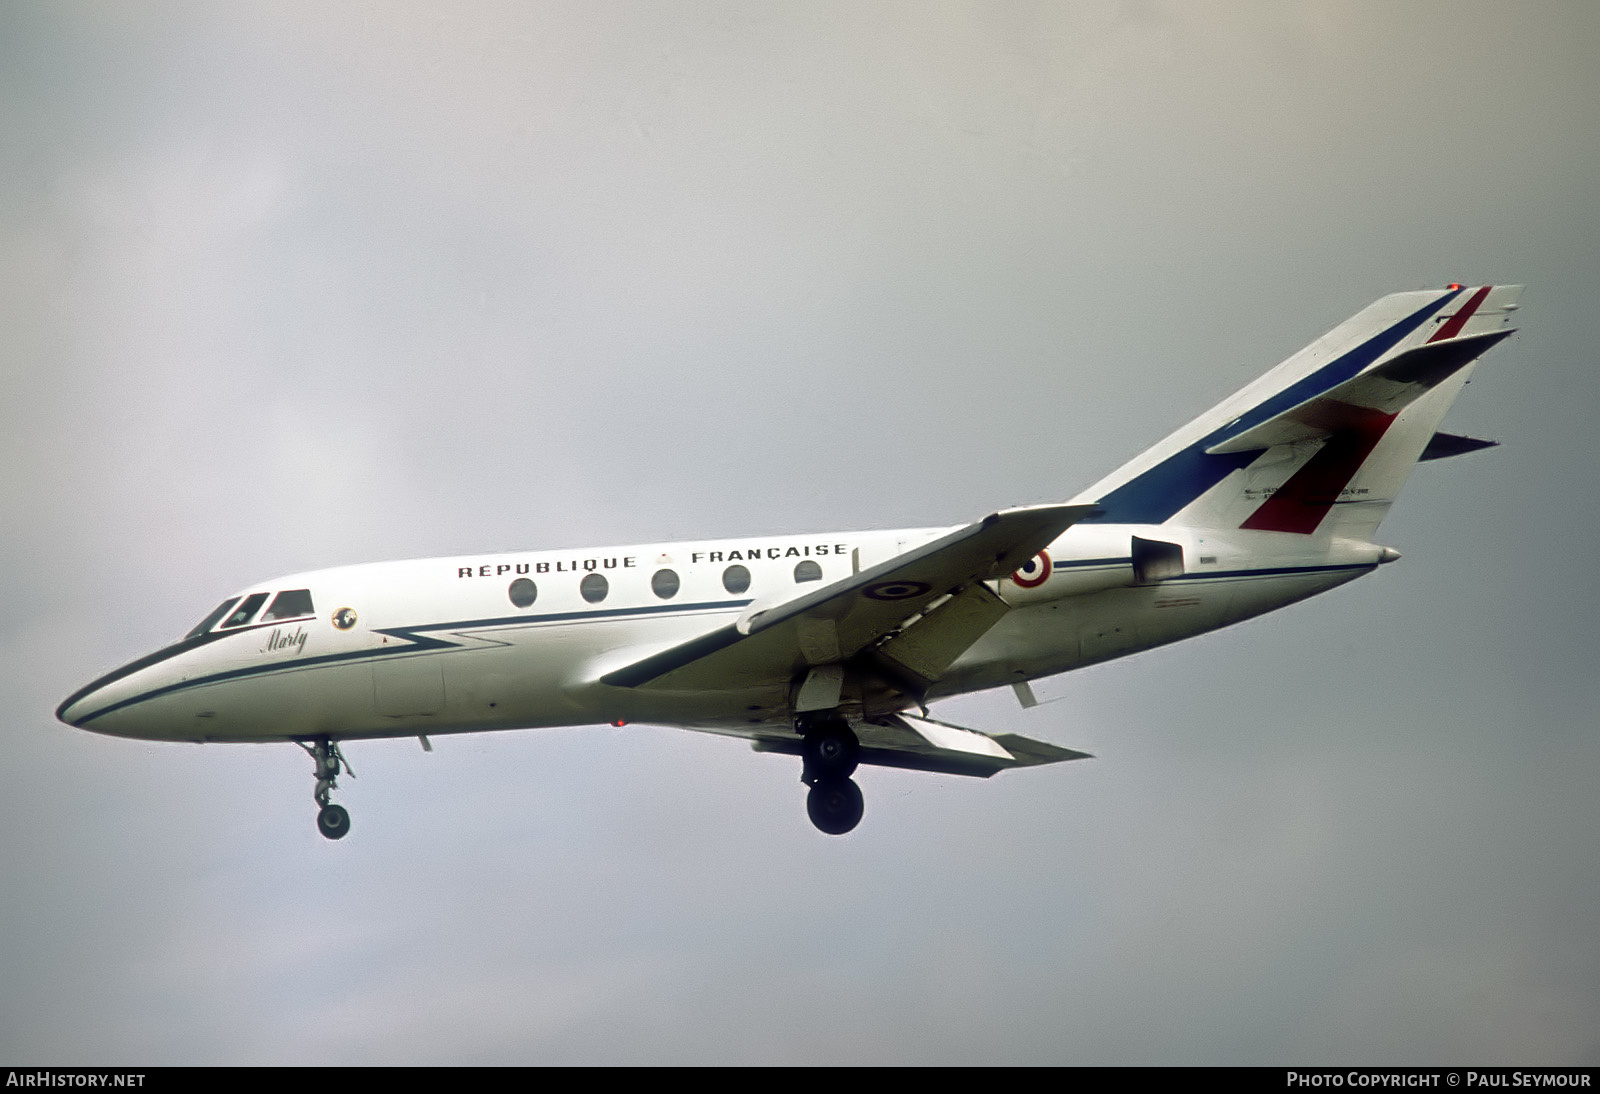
[
  {"left": 317, "top": 802, "right": 350, "bottom": 840},
  {"left": 297, "top": 738, "right": 354, "bottom": 840}
]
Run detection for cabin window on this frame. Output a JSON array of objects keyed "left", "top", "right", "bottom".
[
  {"left": 580, "top": 573, "right": 609, "bottom": 603},
  {"left": 220, "top": 592, "right": 270, "bottom": 629},
  {"left": 651, "top": 568, "right": 680, "bottom": 599},
  {"left": 722, "top": 564, "right": 751, "bottom": 595},
  {"left": 186, "top": 598, "right": 240, "bottom": 639},
  {"left": 793, "top": 560, "right": 823, "bottom": 583},
  {"left": 508, "top": 578, "right": 538, "bottom": 608},
  {"left": 261, "top": 589, "right": 315, "bottom": 622}
]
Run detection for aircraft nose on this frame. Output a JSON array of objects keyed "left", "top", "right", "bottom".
[
  {"left": 55, "top": 638, "right": 193, "bottom": 736},
  {"left": 57, "top": 676, "right": 113, "bottom": 729},
  {"left": 56, "top": 695, "right": 82, "bottom": 727},
  {"left": 57, "top": 671, "right": 109, "bottom": 727}
]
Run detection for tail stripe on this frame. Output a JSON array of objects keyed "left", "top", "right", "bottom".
[
  {"left": 1238, "top": 407, "right": 1396, "bottom": 533},
  {"left": 1083, "top": 289, "right": 1459, "bottom": 525},
  {"left": 1428, "top": 285, "right": 1492, "bottom": 343}
]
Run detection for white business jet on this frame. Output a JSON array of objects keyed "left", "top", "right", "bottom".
[{"left": 58, "top": 285, "right": 1522, "bottom": 838}]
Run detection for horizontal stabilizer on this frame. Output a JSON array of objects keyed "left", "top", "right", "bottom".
[
  {"left": 1207, "top": 327, "right": 1515, "bottom": 454},
  {"left": 752, "top": 712, "right": 1091, "bottom": 778},
  {"left": 1420, "top": 431, "right": 1499, "bottom": 462}
]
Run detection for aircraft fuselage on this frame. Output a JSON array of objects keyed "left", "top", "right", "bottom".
[{"left": 58, "top": 521, "right": 1383, "bottom": 747}]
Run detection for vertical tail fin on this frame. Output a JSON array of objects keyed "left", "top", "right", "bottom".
[{"left": 1072, "top": 285, "right": 1521, "bottom": 538}]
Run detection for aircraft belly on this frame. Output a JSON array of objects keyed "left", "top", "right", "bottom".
[
  {"left": 373, "top": 657, "right": 444, "bottom": 716},
  {"left": 933, "top": 566, "right": 1369, "bottom": 696},
  {"left": 437, "top": 612, "right": 766, "bottom": 733},
  {"left": 1209, "top": 566, "right": 1369, "bottom": 628}
]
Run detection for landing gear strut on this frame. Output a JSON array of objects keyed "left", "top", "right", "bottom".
[
  {"left": 798, "top": 716, "right": 864, "bottom": 835},
  {"left": 297, "top": 737, "right": 353, "bottom": 840}
]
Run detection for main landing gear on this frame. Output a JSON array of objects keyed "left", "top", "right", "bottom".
[
  {"left": 297, "top": 737, "right": 353, "bottom": 840},
  {"left": 806, "top": 778, "right": 864, "bottom": 836},
  {"left": 799, "top": 715, "right": 864, "bottom": 836}
]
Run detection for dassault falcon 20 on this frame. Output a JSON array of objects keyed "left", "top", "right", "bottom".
[{"left": 58, "top": 285, "right": 1522, "bottom": 838}]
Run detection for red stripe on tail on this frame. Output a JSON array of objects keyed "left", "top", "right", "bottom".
[
  {"left": 1239, "top": 408, "right": 1397, "bottom": 534},
  {"left": 1429, "top": 285, "right": 1492, "bottom": 343}
]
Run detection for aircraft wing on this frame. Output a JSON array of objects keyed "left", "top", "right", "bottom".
[
  {"left": 600, "top": 503, "right": 1095, "bottom": 692},
  {"left": 752, "top": 712, "right": 1091, "bottom": 778}
]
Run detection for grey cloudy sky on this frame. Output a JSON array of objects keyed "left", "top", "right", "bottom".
[{"left": 3, "top": 0, "right": 1597, "bottom": 1065}]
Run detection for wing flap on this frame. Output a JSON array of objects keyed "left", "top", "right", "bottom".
[
  {"left": 873, "top": 582, "right": 1011, "bottom": 683},
  {"left": 750, "top": 711, "right": 1092, "bottom": 778},
  {"left": 601, "top": 503, "right": 1095, "bottom": 692}
]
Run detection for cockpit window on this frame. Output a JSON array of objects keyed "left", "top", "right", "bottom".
[
  {"left": 261, "top": 589, "right": 315, "bottom": 622},
  {"left": 186, "top": 598, "right": 240, "bottom": 639},
  {"left": 220, "top": 592, "right": 270, "bottom": 629}
]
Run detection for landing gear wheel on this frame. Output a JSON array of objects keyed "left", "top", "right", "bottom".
[
  {"left": 806, "top": 777, "right": 864, "bottom": 836},
  {"left": 317, "top": 803, "right": 351, "bottom": 841},
  {"left": 802, "top": 720, "right": 859, "bottom": 781},
  {"left": 298, "top": 738, "right": 355, "bottom": 841}
]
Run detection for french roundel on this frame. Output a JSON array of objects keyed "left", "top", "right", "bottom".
[
  {"left": 1011, "top": 550, "right": 1051, "bottom": 589},
  {"left": 863, "top": 580, "right": 932, "bottom": 601}
]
